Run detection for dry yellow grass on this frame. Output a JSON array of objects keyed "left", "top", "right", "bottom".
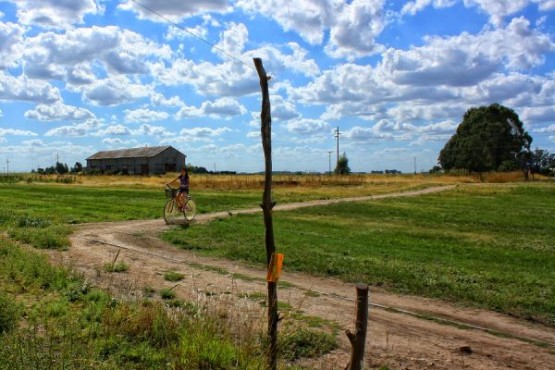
[{"left": 14, "top": 171, "right": 539, "bottom": 196}]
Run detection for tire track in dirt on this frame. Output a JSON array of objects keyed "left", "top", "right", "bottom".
[{"left": 47, "top": 185, "right": 555, "bottom": 370}]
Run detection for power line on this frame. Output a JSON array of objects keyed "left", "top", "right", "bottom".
[{"left": 128, "top": 0, "right": 255, "bottom": 71}]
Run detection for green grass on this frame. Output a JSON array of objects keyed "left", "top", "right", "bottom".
[
  {"left": 163, "top": 183, "right": 555, "bottom": 326},
  {"left": 0, "top": 238, "right": 271, "bottom": 369}
]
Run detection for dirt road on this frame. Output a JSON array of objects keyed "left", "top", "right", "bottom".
[{"left": 48, "top": 185, "right": 555, "bottom": 369}]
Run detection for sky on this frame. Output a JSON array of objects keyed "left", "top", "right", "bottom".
[{"left": 0, "top": 0, "right": 554, "bottom": 174}]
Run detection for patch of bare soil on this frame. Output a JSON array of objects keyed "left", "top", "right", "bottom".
[{"left": 46, "top": 186, "right": 555, "bottom": 369}]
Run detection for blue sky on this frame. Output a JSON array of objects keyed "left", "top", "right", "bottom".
[{"left": 1, "top": 0, "right": 554, "bottom": 173}]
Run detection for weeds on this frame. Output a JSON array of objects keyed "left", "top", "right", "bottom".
[
  {"left": 103, "top": 261, "right": 129, "bottom": 273},
  {"left": 0, "top": 291, "right": 21, "bottom": 334},
  {"left": 163, "top": 270, "right": 184, "bottom": 282}
]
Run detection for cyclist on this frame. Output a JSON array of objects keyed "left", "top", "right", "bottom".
[{"left": 167, "top": 167, "right": 190, "bottom": 211}]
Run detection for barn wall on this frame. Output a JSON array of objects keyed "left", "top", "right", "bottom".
[{"left": 86, "top": 147, "right": 186, "bottom": 175}]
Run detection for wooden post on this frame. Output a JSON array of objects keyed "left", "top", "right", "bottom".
[
  {"left": 346, "top": 284, "right": 369, "bottom": 370},
  {"left": 254, "top": 57, "right": 279, "bottom": 370}
]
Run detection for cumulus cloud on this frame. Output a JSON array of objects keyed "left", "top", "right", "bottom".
[
  {"left": 132, "top": 124, "right": 173, "bottom": 137},
  {"left": 73, "top": 75, "right": 152, "bottom": 106},
  {"left": 283, "top": 118, "right": 330, "bottom": 135},
  {"left": 325, "top": 0, "right": 387, "bottom": 59},
  {"left": 0, "top": 128, "right": 38, "bottom": 136},
  {"left": 150, "top": 93, "right": 184, "bottom": 107},
  {"left": 213, "top": 22, "right": 248, "bottom": 57},
  {"left": 25, "top": 102, "right": 95, "bottom": 121},
  {"left": 176, "top": 97, "right": 247, "bottom": 119},
  {"left": 402, "top": 0, "right": 457, "bottom": 15},
  {"left": 124, "top": 108, "right": 169, "bottom": 123},
  {"left": 271, "top": 95, "right": 301, "bottom": 121},
  {"left": 162, "top": 126, "right": 231, "bottom": 144},
  {"left": 0, "top": 22, "right": 25, "bottom": 69},
  {"left": 0, "top": 72, "right": 60, "bottom": 103},
  {"left": 118, "top": 0, "right": 230, "bottom": 22},
  {"left": 23, "top": 26, "right": 171, "bottom": 81},
  {"left": 238, "top": 0, "right": 387, "bottom": 59},
  {"left": 236, "top": 0, "right": 333, "bottom": 45},
  {"left": 9, "top": 0, "right": 102, "bottom": 28},
  {"left": 291, "top": 17, "right": 554, "bottom": 122},
  {"left": 44, "top": 119, "right": 102, "bottom": 137}
]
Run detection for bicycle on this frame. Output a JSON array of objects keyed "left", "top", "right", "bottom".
[{"left": 164, "top": 184, "right": 196, "bottom": 224}]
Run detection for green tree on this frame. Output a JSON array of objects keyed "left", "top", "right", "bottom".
[
  {"left": 530, "top": 148, "right": 555, "bottom": 176},
  {"left": 335, "top": 152, "right": 351, "bottom": 175},
  {"left": 71, "top": 162, "right": 83, "bottom": 173},
  {"left": 438, "top": 103, "right": 532, "bottom": 174},
  {"left": 55, "top": 162, "right": 69, "bottom": 174}
]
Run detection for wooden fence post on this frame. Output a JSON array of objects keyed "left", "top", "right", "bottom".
[
  {"left": 346, "top": 284, "right": 369, "bottom": 370},
  {"left": 253, "top": 57, "right": 279, "bottom": 370}
]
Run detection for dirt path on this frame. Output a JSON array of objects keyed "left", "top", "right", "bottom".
[{"left": 48, "top": 185, "right": 555, "bottom": 369}]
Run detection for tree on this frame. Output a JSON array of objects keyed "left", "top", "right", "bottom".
[
  {"left": 55, "top": 162, "right": 69, "bottom": 175},
  {"left": 335, "top": 152, "right": 351, "bottom": 174},
  {"left": 71, "top": 162, "right": 83, "bottom": 173},
  {"left": 438, "top": 103, "right": 532, "bottom": 174},
  {"left": 530, "top": 148, "right": 555, "bottom": 176}
]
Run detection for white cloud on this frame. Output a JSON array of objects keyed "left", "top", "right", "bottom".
[
  {"left": 0, "top": 22, "right": 25, "bottom": 69},
  {"left": 151, "top": 93, "right": 184, "bottom": 107},
  {"left": 73, "top": 75, "right": 153, "bottom": 106},
  {"left": 102, "top": 137, "right": 139, "bottom": 146},
  {"left": 0, "top": 128, "right": 38, "bottom": 136},
  {"left": 271, "top": 95, "right": 300, "bottom": 121},
  {"left": 132, "top": 124, "right": 173, "bottom": 137},
  {"left": 0, "top": 72, "right": 60, "bottom": 103},
  {"left": 9, "top": 0, "right": 102, "bottom": 28},
  {"left": 23, "top": 26, "right": 171, "bottom": 81},
  {"left": 283, "top": 118, "right": 330, "bottom": 135},
  {"left": 124, "top": 108, "right": 169, "bottom": 123},
  {"left": 237, "top": 0, "right": 333, "bottom": 45},
  {"left": 325, "top": 0, "right": 387, "bottom": 59},
  {"left": 178, "top": 126, "right": 231, "bottom": 140},
  {"left": 238, "top": 0, "right": 387, "bottom": 59},
  {"left": 402, "top": 0, "right": 457, "bottom": 15},
  {"left": 214, "top": 22, "right": 248, "bottom": 57},
  {"left": 44, "top": 119, "right": 103, "bottom": 137},
  {"left": 176, "top": 97, "right": 247, "bottom": 119},
  {"left": 25, "top": 102, "right": 95, "bottom": 121},
  {"left": 118, "top": 0, "right": 230, "bottom": 22}
]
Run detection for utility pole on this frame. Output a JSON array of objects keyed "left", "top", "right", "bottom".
[
  {"left": 6, "top": 158, "right": 9, "bottom": 174},
  {"left": 334, "top": 126, "right": 341, "bottom": 171},
  {"left": 414, "top": 157, "right": 416, "bottom": 174},
  {"left": 328, "top": 150, "right": 332, "bottom": 175}
]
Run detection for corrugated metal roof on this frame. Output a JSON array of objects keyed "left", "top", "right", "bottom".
[{"left": 86, "top": 145, "right": 173, "bottom": 160}]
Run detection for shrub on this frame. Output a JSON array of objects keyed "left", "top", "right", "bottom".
[
  {"left": 280, "top": 328, "right": 337, "bottom": 361},
  {"left": 0, "top": 291, "right": 21, "bottom": 334},
  {"left": 163, "top": 270, "right": 184, "bottom": 282},
  {"left": 103, "top": 261, "right": 129, "bottom": 273}
]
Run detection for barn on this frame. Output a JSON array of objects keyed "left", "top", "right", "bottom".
[{"left": 86, "top": 146, "right": 186, "bottom": 175}]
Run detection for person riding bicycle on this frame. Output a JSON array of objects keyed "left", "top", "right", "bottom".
[{"left": 167, "top": 167, "right": 190, "bottom": 211}]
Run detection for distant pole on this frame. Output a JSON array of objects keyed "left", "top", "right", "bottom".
[
  {"left": 6, "top": 158, "right": 9, "bottom": 174},
  {"left": 328, "top": 151, "right": 332, "bottom": 175},
  {"left": 414, "top": 157, "right": 416, "bottom": 174},
  {"left": 334, "top": 126, "right": 341, "bottom": 170}
]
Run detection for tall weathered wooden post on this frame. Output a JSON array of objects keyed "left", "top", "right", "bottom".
[{"left": 254, "top": 57, "right": 279, "bottom": 370}]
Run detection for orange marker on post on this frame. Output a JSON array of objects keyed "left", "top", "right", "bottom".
[{"left": 266, "top": 253, "right": 284, "bottom": 282}]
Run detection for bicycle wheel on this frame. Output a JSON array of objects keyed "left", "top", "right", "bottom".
[
  {"left": 164, "top": 199, "right": 178, "bottom": 224},
  {"left": 183, "top": 198, "right": 196, "bottom": 221}
]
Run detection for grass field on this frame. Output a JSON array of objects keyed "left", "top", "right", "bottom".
[
  {"left": 1, "top": 174, "right": 553, "bottom": 368},
  {"left": 163, "top": 182, "right": 555, "bottom": 326}
]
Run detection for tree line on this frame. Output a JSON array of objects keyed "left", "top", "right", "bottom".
[{"left": 32, "top": 162, "right": 83, "bottom": 175}]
